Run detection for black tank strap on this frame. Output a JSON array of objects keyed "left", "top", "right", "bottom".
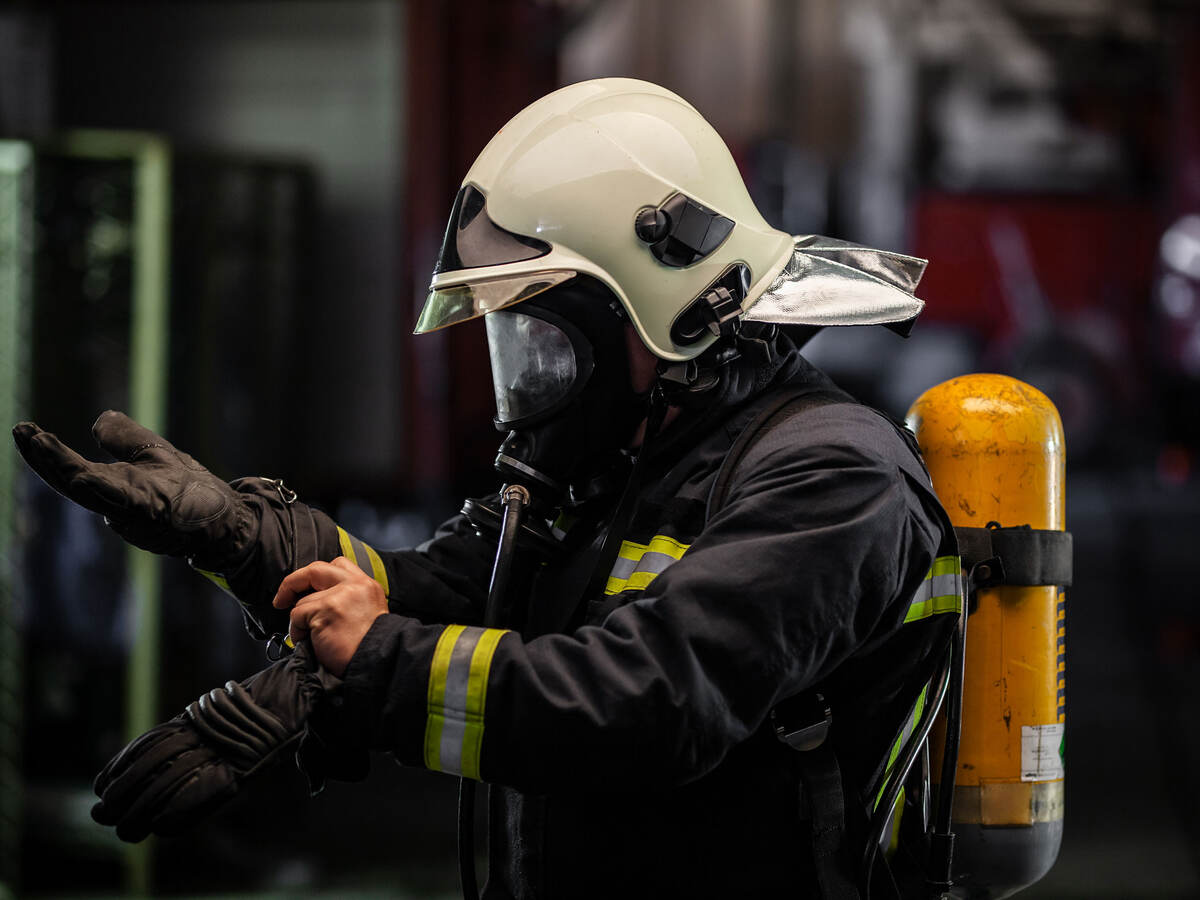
[
  {"left": 706, "top": 383, "right": 949, "bottom": 899},
  {"left": 803, "top": 742, "right": 867, "bottom": 900},
  {"left": 955, "top": 524, "right": 1073, "bottom": 589},
  {"left": 705, "top": 383, "right": 866, "bottom": 898}
]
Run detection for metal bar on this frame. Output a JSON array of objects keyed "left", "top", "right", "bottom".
[
  {"left": 0, "top": 139, "right": 33, "bottom": 899},
  {"left": 61, "top": 130, "right": 172, "bottom": 897},
  {"left": 125, "top": 134, "right": 170, "bottom": 899}
]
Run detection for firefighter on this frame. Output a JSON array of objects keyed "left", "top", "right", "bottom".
[{"left": 15, "top": 79, "right": 961, "bottom": 898}]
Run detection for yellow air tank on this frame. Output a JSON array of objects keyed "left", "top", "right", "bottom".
[{"left": 907, "top": 374, "right": 1066, "bottom": 899}]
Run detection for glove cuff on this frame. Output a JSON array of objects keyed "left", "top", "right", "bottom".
[{"left": 191, "top": 477, "right": 323, "bottom": 640}]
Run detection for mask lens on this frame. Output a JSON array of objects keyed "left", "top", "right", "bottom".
[{"left": 486, "top": 311, "right": 579, "bottom": 425}]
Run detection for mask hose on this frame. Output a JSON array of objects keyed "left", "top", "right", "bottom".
[
  {"left": 458, "top": 383, "right": 663, "bottom": 900},
  {"left": 484, "top": 484, "right": 532, "bottom": 625},
  {"left": 459, "top": 483, "right": 531, "bottom": 900}
]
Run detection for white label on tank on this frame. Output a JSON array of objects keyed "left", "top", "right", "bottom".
[{"left": 1021, "top": 723, "right": 1065, "bottom": 781}]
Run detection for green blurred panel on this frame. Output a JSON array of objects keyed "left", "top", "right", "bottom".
[
  {"left": 26, "top": 133, "right": 161, "bottom": 895},
  {"left": 0, "top": 140, "right": 33, "bottom": 899},
  {"left": 58, "top": 130, "right": 172, "bottom": 898},
  {"left": 18, "top": 132, "right": 315, "bottom": 896}
]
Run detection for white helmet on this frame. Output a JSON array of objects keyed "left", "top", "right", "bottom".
[{"left": 415, "top": 77, "right": 927, "bottom": 362}]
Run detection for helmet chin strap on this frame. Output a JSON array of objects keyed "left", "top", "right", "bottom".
[
  {"left": 655, "top": 321, "right": 789, "bottom": 410},
  {"left": 656, "top": 339, "right": 741, "bottom": 408}
]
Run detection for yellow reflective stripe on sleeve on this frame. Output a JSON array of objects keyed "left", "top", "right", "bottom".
[
  {"left": 460, "top": 628, "right": 506, "bottom": 779},
  {"left": 624, "top": 569, "right": 664, "bottom": 593},
  {"left": 336, "top": 525, "right": 390, "bottom": 596},
  {"left": 930, "top": 555, "right": 959, "bottom": 577},
  {"left": 604, "top": 534, "right": 691, "bottom": 595},
  {"left": 646, "top": 534, "right": 689, "bottom": 557},
  {"left": 193, "top": 566, "right": 233, "bottom": 596},
  {"left": 362, "top": 542, "right": 389, "bottom": 596},
  {"left": 423, "top": 624, "right": 510, "bottom": 780},
  {"left": 337, "top": 526, "right": 358, "bottom": 565},
  {"left": 904, "top": 555, "right": 963, "bottom": 623},
  {"left": 424, "top": 624, "right": 463, "bottom": 773}
]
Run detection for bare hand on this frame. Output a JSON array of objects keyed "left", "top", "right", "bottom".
[{"left": 272, "top": 557, "right": 388, "bottom": 677}]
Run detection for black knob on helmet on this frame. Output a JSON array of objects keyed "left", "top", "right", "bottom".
[{"left": 634, "top": 206, "right": 670, "bottom": 243}]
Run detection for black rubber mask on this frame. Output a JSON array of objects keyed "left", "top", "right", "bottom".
[{"left": 486, "top": 276, "right": 646, "bottom": 503}]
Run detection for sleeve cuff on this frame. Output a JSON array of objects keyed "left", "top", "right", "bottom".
[
  {"left": 341, "top": 614, "right": 513, "bottom": 780},
  {"left": 340, "top": 613, "right": 438, "bottom": 768}
]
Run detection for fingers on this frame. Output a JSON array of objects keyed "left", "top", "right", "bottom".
[
  {"left": 286, "top": 589, "right": 382, "bottom": 679},
  {"left": 331, "top": 556, "right": 360, "bottom": 574},
  {"left": 92, "top": 718, "right": 203, "bottom": 839},
  {"left": 94, "top": 723, "right": 183, "bottom": 798},
  {"left": 272, "top": 559, "right": 356, "bottom": 610},
  {"left": 287, "top": 587, "right": 350, "bottom": 646},
  {"left": 277, "top": 560, "right": 386, "bottom": 676},
  {"left": 13, "top": 422, "right": 73, "bottom": 495},
  {"left": 287, "top": 598, "right": 316, "bottom": 646},
  {"left": 145, "top": 765, "right": 238, "bottom": 838},
  {"left": 92, "top": 410, "right": 173, "bottom": 461},
  {"left": 13, "top": 424, "right": 130, "bottom": 517}
]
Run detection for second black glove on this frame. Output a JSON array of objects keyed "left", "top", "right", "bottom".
[{"left": 91, "top": 641, "right": 362, "bottom": 842}]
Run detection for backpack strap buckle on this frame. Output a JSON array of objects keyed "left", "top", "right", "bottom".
[{"left": 772, "top": 691, "right": 833, "bottom": 752}]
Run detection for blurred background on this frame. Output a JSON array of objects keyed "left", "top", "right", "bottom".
[{"left": 0, "top": 0, "right": 1197, "bottom": 897}]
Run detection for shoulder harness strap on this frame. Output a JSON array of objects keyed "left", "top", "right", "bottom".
[
  {"left": 705, "top": 383, "right": 966, "bottom": 900},
  {"left": 706, "top": 385, "right": 849, "bottom": 519},
  {"left": 705, "top": 384, "right": 868, "bottom": 898}
]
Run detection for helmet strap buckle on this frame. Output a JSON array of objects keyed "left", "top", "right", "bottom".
[
  {"left": 701, "top": 285, "right": 743, "bottom": 338},
  {"left": 658, "top": 358, "right": 701, "bottom": 390},
  {"left": 669, "top": 263, "right": 750, "bottom": 347}
]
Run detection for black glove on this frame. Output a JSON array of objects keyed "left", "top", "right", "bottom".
[
  {"left": 13, "top": 410, "right": 329, "bottom": 639},
  {"left": 13, "top": 411, "right": 264, "bottom": 572},
  {"left": 91, "top": 642, "right": 364, "bottom": 842}
]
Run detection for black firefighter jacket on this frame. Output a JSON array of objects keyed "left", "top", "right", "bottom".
[{"left": 216, "top": 345, "right": 959, "bottom": 899}]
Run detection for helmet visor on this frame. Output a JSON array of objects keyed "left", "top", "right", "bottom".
[
  {"left": 435, "top": 184, "right": 551, "bottom": 273},
  {"left": 414, "top": 270, "right": 577, "bottom": 334},
  {"left": 485, "top": 309, "right": 591, "bottom": 426}
]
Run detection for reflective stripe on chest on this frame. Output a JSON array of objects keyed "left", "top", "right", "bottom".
[{"left": 604, "top": 534, "right": 692, "bottom": 595}]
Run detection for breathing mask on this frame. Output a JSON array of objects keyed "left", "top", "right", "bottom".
[{"left": 484, "top": 275, "right": 648, "bottom": 506}]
